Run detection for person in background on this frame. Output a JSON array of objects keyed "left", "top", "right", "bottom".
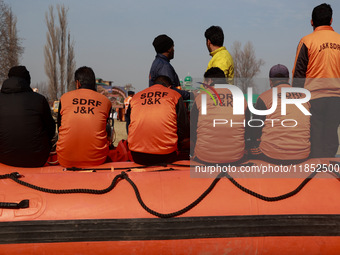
[
  {"left": 191, "top": 67, "right": 249, "bottom": 164},
  {"left": 205, "top": 26, "right": 234, "bottom": 83},
  {"left": 292, "top": 3, "right": 340, "bottom": 158},
  {"left": 57, "top": 66, "right": 112, "bottom": 167},
  {"left": 124, "top": 90, "right": 135, "bottom": 134},
  {"left": 128, "top": 75, "right": 189, "bottom": 165},
  {"left": 149, "top": 34, "right": 190, "bottom": 100},
  {"left": 0, "top": 66, "right": 55, "bottom": 167},
  {"left": 250, "top": 64, "right": 311, "bottom": 165}
]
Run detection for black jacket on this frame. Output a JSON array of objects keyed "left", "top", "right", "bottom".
[{"left": 0, "top": 77, "right": 56, "bottom": 167}]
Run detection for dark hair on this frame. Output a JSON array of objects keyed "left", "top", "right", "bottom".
[
  {"left": 204, "top": 26, "right": 224, "bottom": 47},
  {"left": 152, "top": 34, "right": 174, "bottom": 53},
  {"left": 154, "top": 75, "right": 173, "bottom": 87},
  {"left": 204, "top": 67, "right": 227, "bottom": 85},
  {"left": 74, "top": 66, "right": 96, "bottom": 91},
  {"left": 128, "top": 91, "right": 135, "bottom": 96},
  {"left": 312, "top": 3, "right": 332, "bottom": 27}
]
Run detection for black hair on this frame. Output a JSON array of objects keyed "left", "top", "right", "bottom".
[
  {"left": 128, "top": 91, "right": 135, "bottom": 96},
  {"left": 204, "top": 26, "right": 224, "bottom": 47},
  {"left": 74, "top": 66, "right": 96, "bottom": 91},
  {"left": 312, "top": 3, "right": 332, "bottom": 27},
  {"left": 154, "top": 75, "right": 173, "bottom": 87},
  {"left": 204, "top": 67, "right": 227, "bottom": 85}
]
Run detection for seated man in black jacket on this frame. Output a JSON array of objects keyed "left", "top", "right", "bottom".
[{"left": 0, "top": 66, "right": 56, "bottom": 167}]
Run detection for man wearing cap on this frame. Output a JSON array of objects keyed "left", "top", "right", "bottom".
[
  {"left": 149, "top": 34, "right": 190, "bottom": 100},
  {"left": 292, "top": 3, "right": 340, "bottom": 158},
  {"left": 0, "top": 66, "right": 56, "bottom": 167},
  {"left": 250, "top": 64, "right": 311, "bottom": 164}
]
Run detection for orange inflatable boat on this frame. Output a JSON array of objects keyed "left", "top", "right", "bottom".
[{"left": 0, "top": 158, "right": 339, "bottom": 255}]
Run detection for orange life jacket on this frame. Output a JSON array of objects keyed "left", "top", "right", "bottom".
[
  {"left": 193, "top": 87, "right": 246, "bottom": 163},
  {"left": 257, "top": 84, "right": 311, "bottom": 160},
  {"left": 128, "top": 84, "right": 183, "bottom": 155},
  {"left": 57, "top": 89, "right": 112, "bottom": 167}
]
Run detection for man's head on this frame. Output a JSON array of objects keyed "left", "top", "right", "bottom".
[
  {"left": 269, "top": 64, "right": 289, "bottom": 87},
  {"left": 204, "top": 67, "right": 226, "bottom": 86},
  {"left": 8, "top": 66, "right": 31, "bottom": 85},
  {"left": 153, "top": 34, "right": 174, "bottom": 59},
  {"left": 312, "top": 3, "right": 332, "bottom": 28},
  {"left": 74, "top": 66, "right": 96, "bottom": 91},
  {"left": 205, "top": 26, "right": 224, "bottom": 52},
  {"left": 154, "top": 75, "right": 173, "bottom": 88},
  {"left": 128, "top": 91, "right": 135, "bottom": 97}
]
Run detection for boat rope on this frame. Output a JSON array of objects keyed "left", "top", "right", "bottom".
[
  {"left": 0, "top": 172, "right": 124, "bottom": 195},
  {"left": 0, "top": 164, "right": 339, "bottom": 217}
]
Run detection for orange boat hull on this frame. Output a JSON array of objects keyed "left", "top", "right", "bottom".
[{"left": 0, "top": 159, "right": 339, "bottom": 254}]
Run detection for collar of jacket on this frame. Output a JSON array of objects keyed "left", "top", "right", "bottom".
[
  {"left": 210, "top": 46, "right": 226, "bottom": 57},
  {"left": 156, "top": 53, "right": 170, "bottom": 62},
  {"left": 314, "top": 25, "right": 334, "bottom": 32},
  {"left": 1, "top": 77, "right": 32, "bottom": 94}
]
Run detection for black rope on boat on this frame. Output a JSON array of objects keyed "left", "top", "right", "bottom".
[
  {"left": 224, "top": 171, "right": 318, "bottom": 202},
  {"left": 0, "top": 172, "right": 124, "bottom": 195},
  {"left": 121, "top": 171, "right": 224, "bottom": 218},
  {"left": 0, "top": 162, "right": 339, "bottom": 217}
]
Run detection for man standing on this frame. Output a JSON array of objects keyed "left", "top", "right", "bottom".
[
  {"left": 0, "top": 66, "right": 56, "bottom": 167},
  {"left": 57, "top": 66, "right": 112, "bottom": 167},
  {"left": 250, "top": 64, "right": 311, "bottom": 164},
  {"left": 205, "top": 26, "right": 234, "bottom": 83},
  {"left": 149, "top": 34, "right": 190, "bottom": 100},
  {"left": 128, "top": 76, "right": 188, "bottom": 165},
  {"left": 292, "top": 3, "right": 340, "bottom": 158}
]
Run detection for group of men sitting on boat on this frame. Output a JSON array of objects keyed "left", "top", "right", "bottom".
[{"left": 0, "top": 3, "right": 339, "bottom": 168}]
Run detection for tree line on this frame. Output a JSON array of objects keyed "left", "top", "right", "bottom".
[{"left": 0, "top": 0, "right": 263, "bottom": 101}]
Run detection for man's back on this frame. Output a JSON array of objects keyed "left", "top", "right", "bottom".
[
  {"left": 207, "top": 47, "right": 234, "bottom": 80},
  {"left": 128, "top": 84, "right": 184, "bottom": 155},
  {"left": 191, "top": 87, "right": 246, "bottom": 163},
  {"left": 255, "top": 84, "right": 311, "bottom": 160},
  {"left": 293, "top": 26, "right": 340, "bottom": 99},
  {"left": 57, "top": 88, "right": 112, "bottom": 167},
  {"left": 149, "top": 54, "right": 180, "bottom": 87},
  {"left": 0, "top": 77, "right": 55, "bottom": 167}
]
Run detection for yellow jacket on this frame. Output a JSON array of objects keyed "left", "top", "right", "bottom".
[{"left": 206, "top": 46, "right": 234, "bottom": 82}]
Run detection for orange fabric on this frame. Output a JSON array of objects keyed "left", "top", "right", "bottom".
[
  {"left": 292, "top": 26, "right": 340, "bottom": 99},
  {"left": 57, "top": 89, "right": 112, "bottom": 167},
  {"left": 194, "top": 88, "right": 246, "bottom": 163},
  {"left": 128, "top": 84, "right": 181, "bottom": 155},
  {"left": 258, "top": 84, "right": 311, "bottom": 160}
]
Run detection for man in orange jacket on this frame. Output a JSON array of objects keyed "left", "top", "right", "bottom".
[
  {"left": 292, "top": 3, "right": 340, "bottom": 158},
  {"left": 57, "top": 66, "right": 112, "bottom": 167},
  {"left": 250, "top": 64, "right": 311, "bottom": 165},
  {"left": 128, "top": 76, "right": 189, "bottom": 165}
]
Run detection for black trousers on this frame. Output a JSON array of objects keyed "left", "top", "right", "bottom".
[{"left": 310, "top": 97, "right": 340, "bottom": 158}]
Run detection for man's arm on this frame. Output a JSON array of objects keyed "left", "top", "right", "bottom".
[
  {"left": 42, "top": 98, "right": 56, "bottom": 141},
  {"left": 292, "top": 41, "right": 309, "bottom": 88},
  {"left": 57, "top": 101, "right": 62, "bottom": 130},
  {"left": 175, "top": 97, "right": 189, "bottom": 143},
  {"left": 249, "top": 97, "right": 267, "bottom": 147}
]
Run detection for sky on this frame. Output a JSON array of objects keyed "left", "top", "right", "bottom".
[{"left": 5, "top": 0, "right": 340, "bottom": 93}]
